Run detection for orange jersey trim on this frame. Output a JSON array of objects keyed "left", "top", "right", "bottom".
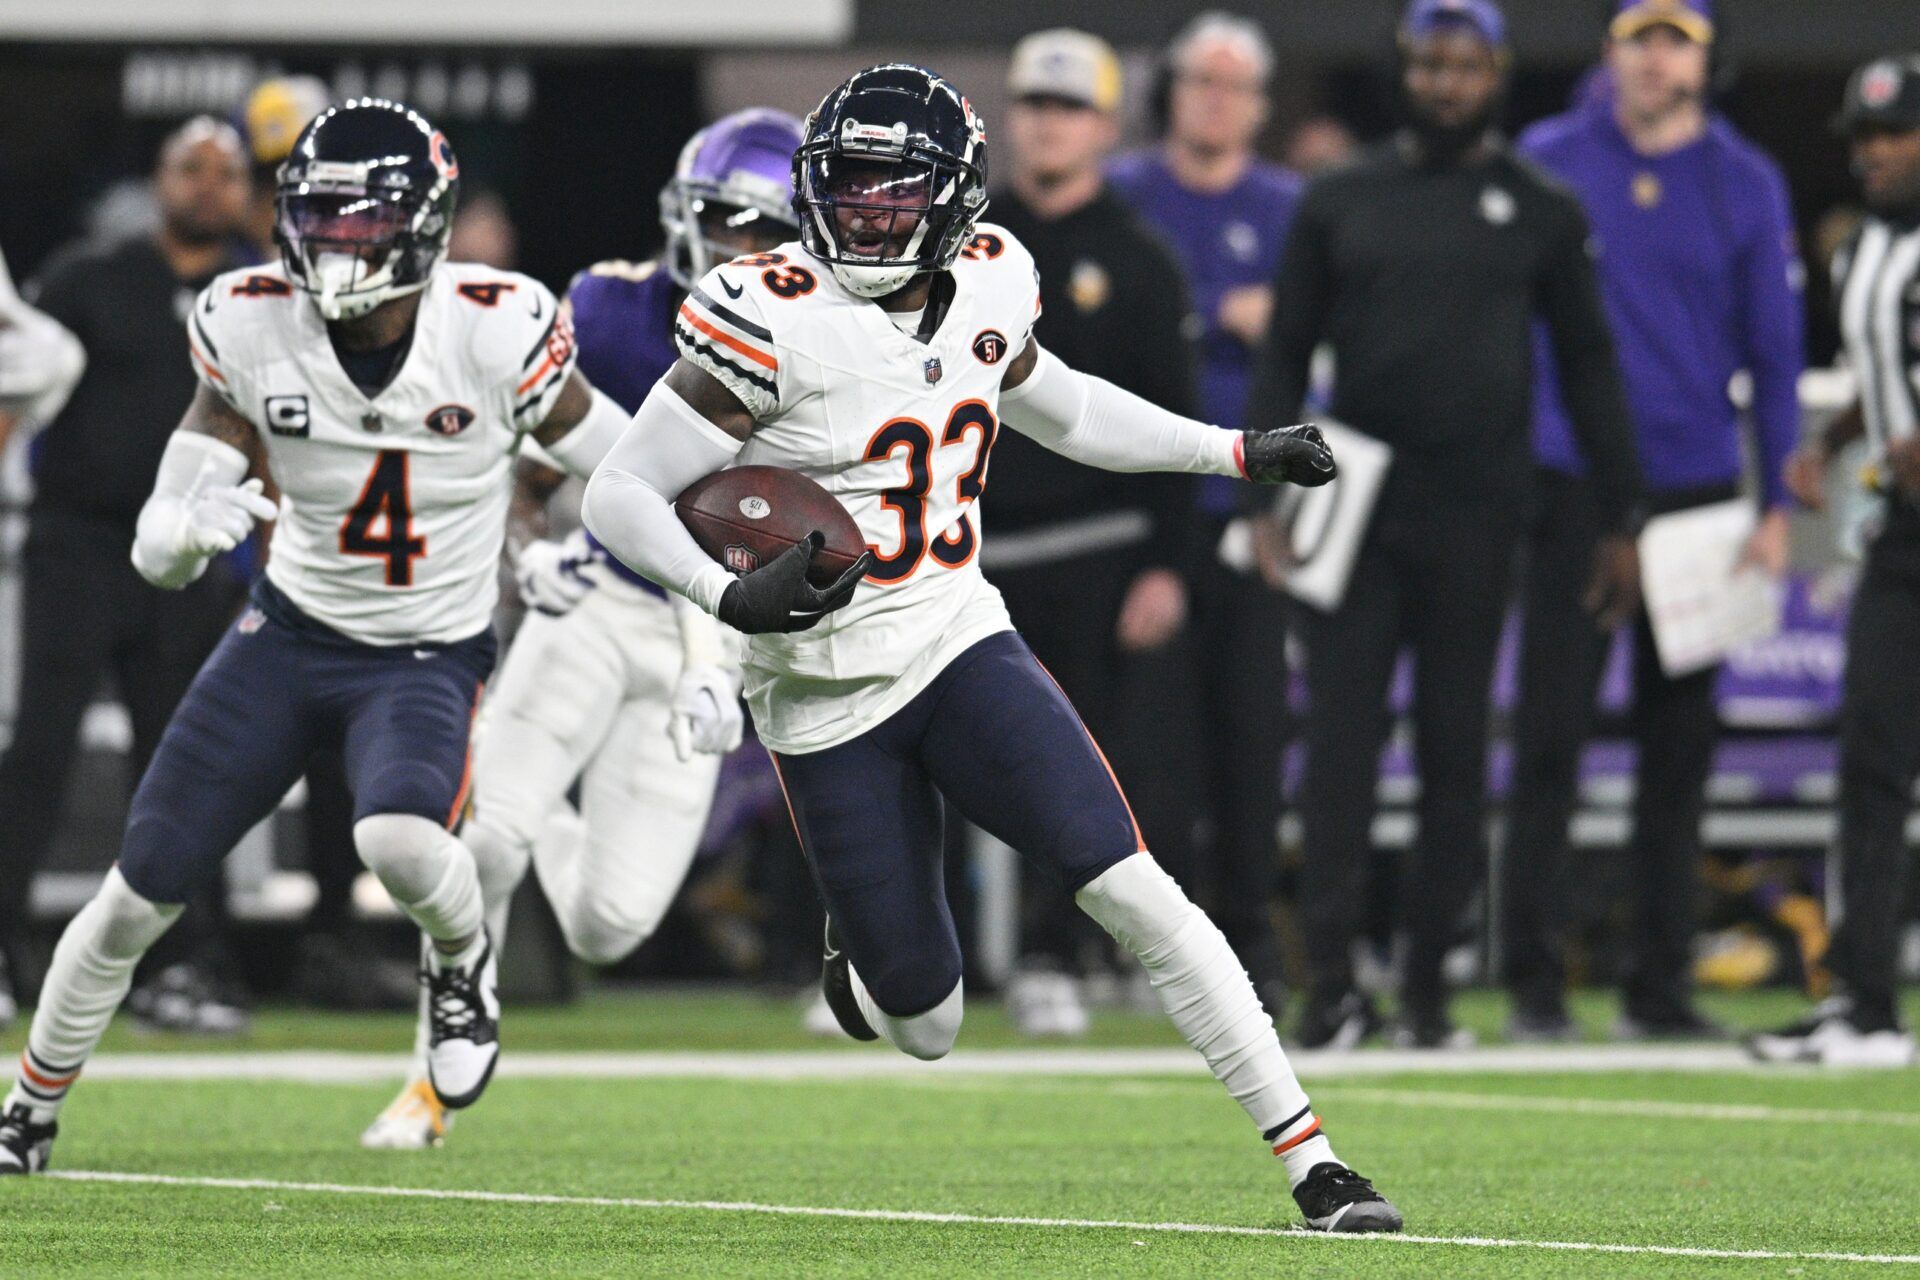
[
  {"left": 188, "top": 340, "right": 226, "bottom": 384},
  {"left": 678, "top": 305, "right": 779, "bottom": 372}
]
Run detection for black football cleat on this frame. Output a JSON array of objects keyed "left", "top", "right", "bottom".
[
  {"left": 1293, "top": 991, "right": 1382, "bottom": 1051},
  {"left": 1292, "top": 1162, "right": 1404, "bottom": 1233},
  {"left": 0, "top": 1103, "right": 57, "bottom": 1176},
  {"left": 820, "top": 920, "right": 877, "bottom": 1042}
]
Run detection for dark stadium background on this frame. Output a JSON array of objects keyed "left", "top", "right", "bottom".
[{"left": 0, "top": 0, "right": 1908, "bottom": 995}]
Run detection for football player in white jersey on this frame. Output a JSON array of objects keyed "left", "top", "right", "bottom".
[
  {"left": 0, "top": 100, "right": 637, "bottom": 1176},
  {"left": 583, "top": 65, "right": 1403, "bottom": 1233},
  {"left": 361, "top": 108, "right": 807, "bottom": 1150}
]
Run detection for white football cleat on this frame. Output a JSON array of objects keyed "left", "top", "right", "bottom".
[
  {"left": 1006, "top": 968, "right": 1090, "bottom": 1038},
  {"left": 423, "top": 936, "right": 500, "bottom": 1110},
  {"left": 361, "top": 1078, "right": 453, "bottom": 1150},
  {"left": 1748, "top": 999, "right": 1918, "bottom": 1068}
]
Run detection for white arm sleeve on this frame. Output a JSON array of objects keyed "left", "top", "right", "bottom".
[
  {"left": 999, "top": 344, "right": 1244, "bottom": 477},
  {"left": 538, "top": 384, "right": 629, "bottom": 479},
  {"left": 131, "top": 433, "right": 251, "bottom": 589},
  {"left": 580, "top": 379, "right": 743, "bottom": 616}
]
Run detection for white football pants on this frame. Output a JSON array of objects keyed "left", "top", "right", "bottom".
[{"left": 463, "top": 582, "right": 723, "bottom": 966}]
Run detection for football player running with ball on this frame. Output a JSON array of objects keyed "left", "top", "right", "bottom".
[
  {"left": 0, "top": 100, "right": 639, "bottom": 1174},
  {"left": 362, "top": 109, "right": 805, "bottom": 1150},
  {"left": 584, "top": 65, "right": 1402, "bottom": 1233}
]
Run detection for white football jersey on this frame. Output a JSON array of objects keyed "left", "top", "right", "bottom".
[
  {"left": 190, "top": 262, "right": 577, "bottom": 644},
  {"left": 676, "top": 224, "right": 1041, "bottom": 752}
]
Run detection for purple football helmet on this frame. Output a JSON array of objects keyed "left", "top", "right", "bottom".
[{"left": 659, "top": 108, "right": 805, "bottom": 289}]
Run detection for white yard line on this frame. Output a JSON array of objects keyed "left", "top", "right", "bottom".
[
  {"left": 43, "top": 1170, "right": 1920, "bottom": 1267},
  {"left": 1308, "top": 1085, "right": 1920, "bottom": 1129},
  {"left": 71, "top": 1042, "right": 1768, "bottom": 1084}
]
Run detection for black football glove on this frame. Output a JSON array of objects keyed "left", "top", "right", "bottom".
[
  {"left": 716, "top": 532, "right": 872, "bottom": 635},
  {"left": 1240, "top": 423, "right": 1337, "bottom": 487}
]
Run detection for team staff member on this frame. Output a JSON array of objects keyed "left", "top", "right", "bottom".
[
  {"left": 1753, "top": 55, "right": 1920, "bottom": 1069},
  {"left": 1254, "top": 0, "right": 1643, "bottom": 1049},
  {"left": 984, "top": 30, "right": 1201, "bottom": 1035},
  {"left": 0, "top": 119, "right": 256, "bottom": 1035},
  {"left": 1108, "top": 11, "right": 1301, "bottom": 1010},
  {"left": 1505, "top": 0, "right": 1805, "bottom": 1043}
]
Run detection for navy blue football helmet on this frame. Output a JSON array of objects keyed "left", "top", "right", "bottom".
[
  {"left": 275, "top": 98, "right": 460, "bottom": 320},
  {"left": 792, "top": 64, "right": 989, "bottom": 298}
]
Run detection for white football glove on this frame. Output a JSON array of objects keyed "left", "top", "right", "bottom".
[
  {"left": 515, "top": 529, "right": 595, "bottom": 617},
  {"left": 669, "top": 663, "right": 744, "bottom": 762},
  {"left": 179, "top": 473, "right": 277, "bottom": 557}
]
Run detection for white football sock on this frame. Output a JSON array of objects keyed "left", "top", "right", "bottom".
[
  {"left": 354, "top": 815, "right": 484, "bottom": 961},
  {"left": 464, "top": 807, "right": 541, "bottom": 957},
  {"left": 1076, "top": 853, "right": 1339, "bottom": 1187},
  {"left": 849, "top": 968, "right": 963, "bottom": 1061},
  {"left": 6, "top": 867, "right": 181, "bottom": 1121}
]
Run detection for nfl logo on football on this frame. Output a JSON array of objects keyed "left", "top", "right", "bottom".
[
  {"left": 723, "top": 544, "right": 760, "bottom": 573},
  {"left": 923, "top": 355, "right": 943, "bottom": 385}
]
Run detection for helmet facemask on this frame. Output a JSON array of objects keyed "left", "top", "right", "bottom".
[
  {"left": 794, "top": 125, "right": 986, "bottom": 299},
  {"left": 277, "top": 165, "right": 451, "bottom": 321},
  {"left": 660, "top": 180, "right": 797, "bottom": 289}
]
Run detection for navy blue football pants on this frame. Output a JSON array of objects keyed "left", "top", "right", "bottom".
[
  {"left": 772, "top": 630, "right": 1143, "bottom": 1017},
  {"left": 118, "top": 579, "right": 495, "bottom": 904}
]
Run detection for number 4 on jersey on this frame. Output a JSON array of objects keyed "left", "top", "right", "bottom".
[{"left": 340, "top": 450, "right": 426, "bottom": 586}]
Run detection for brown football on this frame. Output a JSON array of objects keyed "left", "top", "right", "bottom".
[{"left": 675, "top": 465, "right": 866, "bottom": 588}]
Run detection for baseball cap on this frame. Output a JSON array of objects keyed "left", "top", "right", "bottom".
[
  {"left": 1610, "top": 0, "right": 1714, "bottom": 45},
  {"left": 1400, "top": 0, "right": 1507, "bottom": 49},
  {"left": 1834, "top": 54, "right": 1920, "bottom": 135},
  {"left": 1009, "top": 28, "right": 1123, "bottom": 113}
]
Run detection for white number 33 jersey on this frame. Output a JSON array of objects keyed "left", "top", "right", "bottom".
[
  {"left": 189, "top": 262, "right": 576, "bottom": 645},
  {"left": 674, "top": 224, "right": 1042, "bottom": 752}
]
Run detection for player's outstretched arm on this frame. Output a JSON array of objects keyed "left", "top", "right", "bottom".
[
  {"left": 526, "top": 370, "right": 635, "bottom": 480},
  {"left": 999, "top": 339, "right": 1336, "bottom": 488},
  {"left": 130, "top": 385, "right": 278, "bottom": 589}
]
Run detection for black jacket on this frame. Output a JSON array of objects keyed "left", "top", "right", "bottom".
[
  {"left": 27, "top": 236, "right": 243, "bottom": 527},
  {"left": 987, "top": 187, "right": 1199, "bottom": 571},
  {"left": 1252, "top": 135, "right": 1642, "bottom": 525}
]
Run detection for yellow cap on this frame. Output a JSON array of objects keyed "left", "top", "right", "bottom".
[
  {"left": 243, "top": 76, "right": 332, "bottom": 165},
  {"left": 1610, "top": 0, "right": 1714, "bottom": 45}
]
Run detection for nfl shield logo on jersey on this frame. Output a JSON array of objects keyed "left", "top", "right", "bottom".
[
  {"left": 923, "top": 356, "right": 943, "bottom": 386},
  {"left": 424, "top": 403, "right": 476, "bottom": 436}
]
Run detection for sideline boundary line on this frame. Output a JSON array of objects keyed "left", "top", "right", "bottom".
[{"left": 43, "top": 1170, "right": 1920, "bottom": 1267}]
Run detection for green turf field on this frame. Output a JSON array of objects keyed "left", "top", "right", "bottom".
[{"left": 4, "top": 989, "right": 1918, "bottom": 1277}]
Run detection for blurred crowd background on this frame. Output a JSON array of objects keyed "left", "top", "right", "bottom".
[{"left": 0, "top": 0, "right": 1914, "bottom": 1048}]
